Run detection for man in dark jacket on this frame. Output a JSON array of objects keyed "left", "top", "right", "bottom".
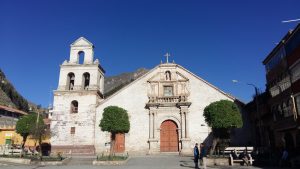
[
  {"left": 199, "top": 143, "right": 207, "bottom": 169},
  {"left": 194, "top": 143, "right": 199, "bottom": 169}
]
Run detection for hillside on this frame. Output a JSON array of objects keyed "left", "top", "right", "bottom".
[
  {"left": 104, "top": 68, "right": 148, "bottom": 97},
  {"left": 0, "top": 69, "right": 29, "bottom": 111}
]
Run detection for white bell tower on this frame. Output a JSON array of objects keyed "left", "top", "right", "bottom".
[{"left": 50, "top": 37, "right": 105, "bottom": 155}]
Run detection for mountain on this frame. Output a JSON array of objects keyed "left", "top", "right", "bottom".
[
  {"left": 104, "top": 68, "right": 149, "bottom": 97},
  {"left": 0, "top": 69, "right": 30, "bottom": 111}
]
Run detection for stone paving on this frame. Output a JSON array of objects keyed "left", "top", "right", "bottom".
[{"left": 0, "top": 155, "right": 287, "bottom": 169}]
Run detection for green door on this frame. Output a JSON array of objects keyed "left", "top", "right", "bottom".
[{"left": 5, "top": 139, "right": 12, "bottom": 145}]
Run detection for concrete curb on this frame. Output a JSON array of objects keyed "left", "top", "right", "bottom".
[
  {"left": 36, "top": 157, "right": 71, "bottom": 166},
  {"left": 92, "top": 156, "right": 130, "bottom": 165},
  {"left": 0, "top": 157, "right": 31, "bottom": 165},
  {"left": 0, "top": 157, "right": 71, "bottom": 166}
]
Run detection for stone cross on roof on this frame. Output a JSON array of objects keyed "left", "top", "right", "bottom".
[{"left": 164, "top": 53, "right": 170, "bottom": 63}]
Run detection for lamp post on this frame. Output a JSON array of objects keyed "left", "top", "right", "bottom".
[{"left": 232, "top": 80, "right": 263, "bottom": 148}]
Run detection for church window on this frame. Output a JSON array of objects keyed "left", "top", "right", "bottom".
[
  {"left": 165, "top": 71, "right": 171, "bottom": 80},
  {"left": 82, "top": 72, "right": 90, "bottom": 90},
  {"left": 70, "top": 100, "right": 78, "bottom": 113},
  {"left": 163, "top": 86, "right": 173, "bottom": 96},
  {"left": 70, "top": 127, "right": 75, "bottom": 134},
  {"left": 67, "top": 73, "right": 75, "bottom": 90},
  {"left": 78, "top": 51, "right": 85, "bottom": 64}
]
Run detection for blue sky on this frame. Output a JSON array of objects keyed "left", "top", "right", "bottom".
[{"left": 0, "top": 0, "right": 299, "bottom": 107}]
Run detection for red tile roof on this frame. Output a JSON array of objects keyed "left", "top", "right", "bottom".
[{"left": 0, "top": 105, "right": 28, "bottom": 115}]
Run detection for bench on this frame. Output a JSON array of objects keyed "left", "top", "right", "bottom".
[{"left": 223, "top": 147, "right": 254, "bottom": 166}]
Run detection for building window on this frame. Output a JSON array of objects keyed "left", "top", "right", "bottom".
[
  {"left": 82, "top": 72, "right": 90, "bottom": 90},
  {"left": 70, "top": 100, "right": 78, "bottom": 113},
  {"left": 67, "top": 73, "right": 75, "bottom": 90},
  {"left": 164, "top": 86, "right": 173, "bottom": 96},
  {"left": 70, "top": 127, "right": 75, "bottom": 134},
  {"left": 265, "top": 46, "right": 286, "bottom": 72}
]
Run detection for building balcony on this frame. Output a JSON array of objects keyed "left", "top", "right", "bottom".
[
  {"left": 148, "top": 95, "right": 188, "bottom": 103},
  {"left": 146, "top": 95, "right": 191, "bottom": 108}
]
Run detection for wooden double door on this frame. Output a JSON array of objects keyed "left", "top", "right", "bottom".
[
  {"left": 160, "top": 120, "right": 179, "bottom": 152},
  {"left": 114, "top": 133, "right": 125, "bottom": 153}
]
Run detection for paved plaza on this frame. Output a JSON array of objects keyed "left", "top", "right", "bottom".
[{"left": 0, "top": 155, "right": 285, "bottom": 169}]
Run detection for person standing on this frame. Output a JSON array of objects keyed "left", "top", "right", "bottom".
[
  {"left": 280, "top": 148, "right": 289, "bottom": 167},
  {"left": 194, "top": 143, "right": 200, "bottom": 169},
  {"left": 199, "top": 143, "right": 207, "bottom": 169}
]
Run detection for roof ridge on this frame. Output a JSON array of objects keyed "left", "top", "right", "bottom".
[{"left": 98, "top": 63, "right": 239, "bottom": 106}]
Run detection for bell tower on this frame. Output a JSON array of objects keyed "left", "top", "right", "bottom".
[
  {"left": 69, "top": 37, "right": 94, "bottom": 64},
  {"left": 50, "top": 37, "right": 105, "bottom": 155}
]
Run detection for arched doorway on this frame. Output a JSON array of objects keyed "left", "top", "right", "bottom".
[{"left": 160, "top": 120, "right": 179, "bottom": 152}]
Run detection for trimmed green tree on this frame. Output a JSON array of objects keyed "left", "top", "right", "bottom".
[
  {"left": 203, "top": 100, "right": 243, "bottom": 155},
  {"left": 16, "top": 113, "right": 45, "bottom": 157},
  {"left": 16, "top": 114, "right": 35, "bottom": 149},
  {"left": 99, "top": 106, "right": 130, "bottom": 156}
]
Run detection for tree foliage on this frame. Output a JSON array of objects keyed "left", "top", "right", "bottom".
[
  {"left": 99, "top": 106, "right": 130, "bottom": 156},
  {"left": 16, "top": 113, "right": 45, "bottom": 153},
  {"left": 16, "top": 115, "right": 33, "bottom": 147},
  {"left": 204, "top": 100, "right": 242, "bottom": 129},
  {"left": 99, "top": 106, "right": 130, "bottom": 134},
  {"left": 203, "top": 100, "right": 243, "bottom": 154}
]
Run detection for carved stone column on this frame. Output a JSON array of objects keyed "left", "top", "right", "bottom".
[
  {"left": 153, "top": 112, "right": 157, "bottom": 138},
  {"left": 185, "top": 111, "right": 190, "bottom": 138},
  {"left": 149, "top": 112, "right": 153, "bottom": 138},
  {"left": 177, "top": 103, "right": 191, "bottom": 155},
  {"left": 180, "top": 111, "right": 186, "bottom": 138},
  {"left": 147, "top": 106, "right": 159, "bottom": 154}
]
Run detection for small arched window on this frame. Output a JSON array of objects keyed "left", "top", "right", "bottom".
[
  {"left": 82, "top": 72, "right": 90, "bottom": 90},
  {"left": 78, "top": 51, "right": 85, "bottom": 64},
  {"left": 67, "top": 73, "right": 75, "bottom": 90},
  {"left": 70, "top": 100, "right": 78, "bottom": 113},
  {"left": 165, "top": 71, "right": 171, "bottom": 80}
]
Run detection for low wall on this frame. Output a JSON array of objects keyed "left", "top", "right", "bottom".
[{"left": 206, "top": 158, "right": 230, "bottom": 166}]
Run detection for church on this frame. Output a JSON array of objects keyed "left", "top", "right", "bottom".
[{"left": 50, "top": 37, "right": 245, "bottom": 155}]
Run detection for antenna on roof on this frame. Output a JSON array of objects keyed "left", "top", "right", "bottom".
[{"left": 282, "top": 18, "right": 300, "bottom": 23}]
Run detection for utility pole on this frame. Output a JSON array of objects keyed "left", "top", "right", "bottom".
[{"left": 232, "top": 80, "right": 263, "bottom": 148}]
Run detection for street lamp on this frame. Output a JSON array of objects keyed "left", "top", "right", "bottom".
[{"left": 232, "top": 80, "right": 263, "bottom": 148}]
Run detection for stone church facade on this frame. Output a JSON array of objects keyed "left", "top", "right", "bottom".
[{"left": 50, "top": 37, "right": 240, "bottom": 155}]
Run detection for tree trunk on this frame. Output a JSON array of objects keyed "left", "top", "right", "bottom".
[
  {"left": 110, "top": 132, "right": 116, "bottom": 157},
  {"left": 21, "top": 135, "right": 28, "bottom": 157},
  {"left": 38, "top": 136, "right": 42, "bottom": 160},
  {"left": 210, "top": 137, "right": 220, "bottom": 156}
]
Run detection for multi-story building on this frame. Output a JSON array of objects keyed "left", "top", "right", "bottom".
[
  {"left": 0, "top": 105, "right": 27, "bottom": 145},
  {"left": 262, "top": 23, "right": 300, "bottom": 151},
  {"left": 0, "top": 105, "right": 51, "bottom": 152}
]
